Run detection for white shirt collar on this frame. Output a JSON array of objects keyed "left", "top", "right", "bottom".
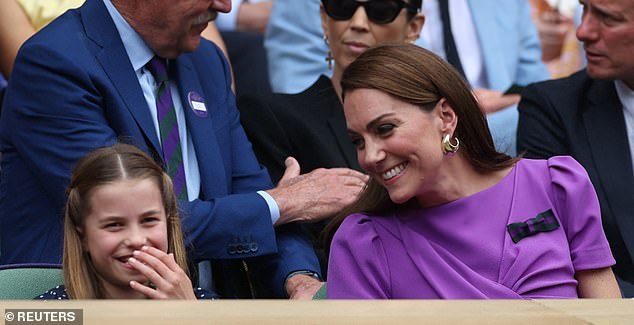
[
  {"left": 102, "top": 0, "right": 155, "bottom": 70},
  {"left": 614, "top": 80, "right": 634, "bottom": 169}
]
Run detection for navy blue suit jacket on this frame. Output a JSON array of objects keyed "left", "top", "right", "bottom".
[{"left": 0, "top": 0, "right": 318, "bottom": 296}]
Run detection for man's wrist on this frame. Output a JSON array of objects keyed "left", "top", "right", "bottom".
[
  {"left": 286, "top": 270, "right": 321, "bottom": 281},
  {"left": 284, "top": 271, "right": 323, "bottom": 298}
]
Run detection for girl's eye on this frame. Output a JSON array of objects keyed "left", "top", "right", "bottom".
[
  {"left": 377, "top": 123, "right": 396, "bottom": 135},
  {"left": 142, "top": 217, "right": 160, "bottom": 225},
  {"left": 104, "top": 223, "right": 122, "bottom": 231}
]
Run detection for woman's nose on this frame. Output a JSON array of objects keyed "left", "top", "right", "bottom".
[
  {"left": 361, "top": 141, "right": 386, "bottom": 170},
  {"left": 349, "top": 5, "right": 371, "bottom": 31}
]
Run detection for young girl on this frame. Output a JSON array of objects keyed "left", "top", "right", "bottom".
[{"left": 38, "top": 143, "right": 214, "bottom": 299}]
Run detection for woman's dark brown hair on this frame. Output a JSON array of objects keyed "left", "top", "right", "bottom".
[{"left": 323, "top": 43, "right": 519, "bottom": 248}]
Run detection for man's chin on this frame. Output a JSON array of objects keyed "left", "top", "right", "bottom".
[{"left": 586, "top": 65, "right": 618, "bottom": 81}]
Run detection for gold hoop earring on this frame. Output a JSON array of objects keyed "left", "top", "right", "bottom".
[
  {"left": 324, "top": 35, "right": 334, "bottom": 70},
  {"left": 442, "top": 134, "right": 459, "bottom": 155}
]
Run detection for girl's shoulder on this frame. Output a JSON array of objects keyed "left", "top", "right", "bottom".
[
  {"left": 35, "top": 285, "right": 68, "bottom": 300},
  {"left": 194, "top": 287, "right": 219, "bottom": 300},
  {"left": 35, "top": 285, "right": 219, "bottom": 300}
]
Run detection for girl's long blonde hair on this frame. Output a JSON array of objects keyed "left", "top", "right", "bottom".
[{"left": 63, "top": 143, "right": 188, "bottom": 299}]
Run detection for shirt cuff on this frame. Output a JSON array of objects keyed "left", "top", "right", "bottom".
[
  {"left": 286, "top": 270, "right": 322, "bottom": 281},
  {"left": 257, "top": 190, "right": 280, "bottom": 225}
]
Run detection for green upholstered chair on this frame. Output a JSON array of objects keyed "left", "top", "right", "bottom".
[
  {"left": 0, "top": 264, "right": 63, "bottom": 299},
  {"left": 312, "top": 282, "right": 327, "bottom": 300}
]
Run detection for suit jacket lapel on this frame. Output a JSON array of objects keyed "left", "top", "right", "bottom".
[
  {"left": 583, "top": 80, "right": 634, "bottom": 255},
  {"left": 174, "top": 55, "right": 227, "bottom": 198},
  {"left": 81, "top": 0, "right": 161, "bottom": 154}
]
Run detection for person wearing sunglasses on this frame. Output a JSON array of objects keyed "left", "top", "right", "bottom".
[
  {"left": 238, "top": 0, "right": 424, "bottom": 294},
  {"left": 265, "top": 0, "right": 549, "bottom": 158}
]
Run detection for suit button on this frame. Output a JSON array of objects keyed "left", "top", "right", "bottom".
[
  {"left": 250, "top": 243, "right": 258, "bottom": 252},
  {"left": 227, "top": 245, "right": 236, "bottom": 255}
]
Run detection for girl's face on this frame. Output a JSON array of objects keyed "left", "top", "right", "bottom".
[
  {"left": 81, "top": 178, "right": 168, "bottom": 298},
  {"left": 344, "top": 89, "right": 455, "bottom": 205}
]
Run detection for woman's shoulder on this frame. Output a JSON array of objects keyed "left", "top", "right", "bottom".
[
  {"left": 35, "top": 285, "right": 68, "bottom": 300},
  {"left": 519, "top": 156, "right": 589, "bottom": 184},
  {"left": 338, "top": 213, "right": 375, "bottom": 231},
  {"left": 336, "top": 212, "right": 403, "bottom": 242}
]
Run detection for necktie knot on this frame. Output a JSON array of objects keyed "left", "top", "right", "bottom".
[{"left": 146, "top": 56, "right": 169, "bottom": 83}]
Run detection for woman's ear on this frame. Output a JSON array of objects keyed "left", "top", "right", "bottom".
[
  {"left": 320, "top": 3, "right": 330, "bottom": 40},
  {"left": 437, "top": 98, "right": 458, "bottom": 135},
  {"left": 406, "top": 13, "right": 425, "bottom": 44}
]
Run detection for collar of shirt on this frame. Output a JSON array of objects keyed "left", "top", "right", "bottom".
[
  {"left": 614, "top": 80, "right": 634, "bottom": 171},
  {"left": 102, "top": 0, "right": 154, "bottom": 71},
  {"left": 420, "top": 0, "right": 487, "bottom": 89}
]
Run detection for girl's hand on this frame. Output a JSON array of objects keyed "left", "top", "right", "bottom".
[{"left": 128, "top": 246, "right": 196, "bottom": 300}]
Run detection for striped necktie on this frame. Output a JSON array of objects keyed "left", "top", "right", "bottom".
[{"left": 145, "top": 56, "right": 188, "bottom": 200}]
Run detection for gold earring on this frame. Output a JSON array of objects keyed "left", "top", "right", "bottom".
[
  {"left": 442, "top": 134, "right": 459, "bottom": 155},
  {"left": 324, "top": 35, "right": 334, "bottom": 70}
]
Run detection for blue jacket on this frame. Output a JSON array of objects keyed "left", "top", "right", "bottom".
[{"left": 0, "top": 0, "right": 318, "bottom": 297}]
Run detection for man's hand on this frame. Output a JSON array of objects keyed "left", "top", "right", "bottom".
[
  {"left": 236, "top": 2, "right": 272, "bottom": 33},
  {"left": 535, "top": 10, "right": 573, "bottom": 62},
  {"left": 267, "top": 157, "right": 368, "bottom": 225},
  {"left": 473, "top": 88, "right": 520, "bottom": 114},
  {"left": 285, "top": 274, "right": 323, "bottom": 300}
]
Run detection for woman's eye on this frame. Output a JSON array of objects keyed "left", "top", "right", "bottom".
[
  {"left": 351, "top": 137, "right": 365, "bottom": 148},
  {"left": 376, "top": 124, "right": 396, "bottom": 135}
]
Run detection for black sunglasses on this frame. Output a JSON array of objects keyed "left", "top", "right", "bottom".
[{"left": 322, "top": 0, "right": 419, "bottom": 24}]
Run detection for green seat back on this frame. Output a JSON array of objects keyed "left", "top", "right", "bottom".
[
  {"left": 0, "top": 265, "right": 63, "bottom": 299},
  {"left": 312, "top": 282, "right": 327, "bottom": 300}
]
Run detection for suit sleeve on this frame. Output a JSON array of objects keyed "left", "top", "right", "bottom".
[
  {"left": 195, "top": 43, "right": 320, "bottom": 295},
  {"left": 236, "top": 93, "right": 322, "bottom": 296},
  {"left": 517, "top": 83, "right": 570, "bottom": 158},
  {"left": 2, "top": 41, "right": 118, "bottom": 215}
]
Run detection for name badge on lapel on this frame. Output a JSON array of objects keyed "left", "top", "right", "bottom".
[{"left": 188, "top": 91, "right": 208, "bottom": 118}]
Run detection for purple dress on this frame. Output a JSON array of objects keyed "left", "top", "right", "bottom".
[{"left": 327, "top": 157, "right": 615, "bottom": 299}]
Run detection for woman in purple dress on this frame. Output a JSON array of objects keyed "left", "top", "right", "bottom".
[{"left": 325, "top": 44, "right": 621, "bottom": 299}]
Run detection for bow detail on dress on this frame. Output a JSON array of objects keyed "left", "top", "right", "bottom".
[{"left": 507, "top": 209, "right": 560, "bottom": 243}]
